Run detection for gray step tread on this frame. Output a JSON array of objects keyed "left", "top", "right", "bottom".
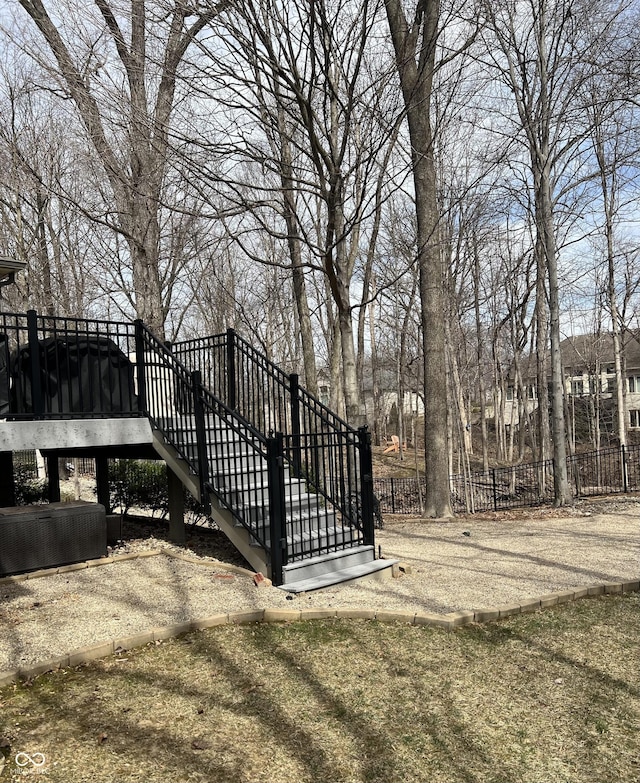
[
  {"left": 278, "top": 558, "right": 395, "bottom": 593},
  {"left": 258, "top": 524, "right": 354, "bottom": 547}
]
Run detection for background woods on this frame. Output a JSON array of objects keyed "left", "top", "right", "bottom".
[{"left": 1, "top": 0, "right": 640, "bottom": 510}]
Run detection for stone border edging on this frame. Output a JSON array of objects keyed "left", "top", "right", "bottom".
[
  {"left": 159, "top": 548, "right": 256, "bottom": 578},
  {"left": 0, "top": 550, "right": 163, "bottom": 586},
  {"left": 1, "top": 578, "right": 638, "bottom": 688},
  {"left": 0, "top": 547, "right": 254, "bottom": 588}
]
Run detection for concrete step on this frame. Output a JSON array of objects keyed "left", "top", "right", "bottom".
[
  {"left": 279, "top": 557, "right": 396, "bottom": 593},
  {"left": 279, "top": 545, "right": 395, "bottom": 590}
]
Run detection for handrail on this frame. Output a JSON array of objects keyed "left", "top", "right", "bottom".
[
  {"left": 2, "top": 309, "right": 375, "bottom": 579},
  {"left": 173, "top": 327, "right": 374, "bottom": 546},
  {"left": 173, "top": 329, "right": 357, "bottom": 434}
]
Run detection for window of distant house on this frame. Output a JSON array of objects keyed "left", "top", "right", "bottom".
[
  {"left": 527, "top": 385, "right": 537, "bottom": 400},
  {"left": 630, "top": 410, "right": 640, "bottom": 428},
  {"left": 571, "top": 379, "right": 584, "bottom": 396},
  {"left": 628, "top": 377, "right": 640, "bottom": 393},
  {"left": 506, "top": 386, "right": 514, "bottom": 401}
]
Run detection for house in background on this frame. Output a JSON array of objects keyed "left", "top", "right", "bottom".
[{"left": 500, "top": 332, "right": 640, "bottom": 443}]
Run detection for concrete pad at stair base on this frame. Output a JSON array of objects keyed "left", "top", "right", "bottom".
[
  {"left": 280, "top": 549, "right": 397, "bottom": 593},
  {"left": 0, "top": 417, "right": 153, "bottom": 452}
]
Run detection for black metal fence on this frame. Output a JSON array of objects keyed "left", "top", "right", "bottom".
[
  {"left": 374, "top": 444, "right": 640, "bottom": 515},
  {"left": 0, "top": 310, "right": 139, "bottom": 418}
]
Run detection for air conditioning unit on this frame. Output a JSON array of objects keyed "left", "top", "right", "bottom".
[{"left": 0, "top": 501, "right": 107, "bottom": 577}]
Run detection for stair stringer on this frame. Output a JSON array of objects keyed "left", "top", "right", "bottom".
[
  {"left": 151, "top": 425, "right": 273, "bottom": 576},
  {"left": 206, "top": 492, "right": 271, "bottom": 575},
  {"left": 151, "top": 430, "right": 201, "bottom": 502},
  {"left": 150, "top": 418, "right": 386, "bottom": 589}
]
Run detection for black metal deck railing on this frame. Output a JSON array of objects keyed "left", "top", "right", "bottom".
[
  {"left": 1, "top": 310, "right": 139, "bottom": 418},
  {"left": 1, "top": 311, "right": 375, "bottom": 584},
  {"left": 173, "top": 329, "right": 375, "bottom": 569}
]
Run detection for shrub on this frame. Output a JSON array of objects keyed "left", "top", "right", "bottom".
[
  {"left": 13, "top": 463, "right": 48, "bottom": 505},
  {"left": 108, "top": 459, "right": 169, "bottom": 517}
]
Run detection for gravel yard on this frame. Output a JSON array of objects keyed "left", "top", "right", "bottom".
[{"left": 1, "top": 497, "right": 638, "bottom": 672}]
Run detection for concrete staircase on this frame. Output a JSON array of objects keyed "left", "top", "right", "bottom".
[{"left": 152, "top": 414, "right": 393, "bottom": 591}]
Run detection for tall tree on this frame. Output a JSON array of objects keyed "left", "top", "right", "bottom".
[
  {"left": 192, "top": 0, "right": 400, "bottom": 423},
  {"left": 17, "top": 0, "right": 223, "bottom": 337},
  {"left": 383, "top": 0, "right": 475, "bottom": 516}
]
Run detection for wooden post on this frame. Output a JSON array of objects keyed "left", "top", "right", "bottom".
[
  {"left": 167, "top": 466, "right": 186, "bottom": 545},
  {"left": 46, "top": 454, "right": 61, "bottom": 503},
  {"left": 95, "top": 453, "right": 110, "bottom": 511},
  {"left": 0, "top": 451, "right": 15, "bottom": 506}
]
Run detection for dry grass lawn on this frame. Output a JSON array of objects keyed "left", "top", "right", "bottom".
[{"left": 1, "top": 593, "right": 639, "bottom": 783}]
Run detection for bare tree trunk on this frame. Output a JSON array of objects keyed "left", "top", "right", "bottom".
[
  {"left": 538, "top": 168, "right": 571, "bottom": 505},
  {"left": 368, "top": 279, "right": 382, "bottom": 445},
  {"left": 384, "top": 0, "right": 452, "bottom": 517},
  {"left": 275, "top": 100, "right": 318, "bottom": 395},
  {"left": 19, "top": 0, "right": 219, "bottom": 338},
  {"left": 473, "top": 244, "right": 489, "bottom": 472}
]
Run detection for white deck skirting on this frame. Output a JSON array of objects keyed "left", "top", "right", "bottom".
[{"left": 0, "top": 417, "right": 154, "bottom": 452}]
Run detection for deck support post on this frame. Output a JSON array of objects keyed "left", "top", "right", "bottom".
[
  {"left": 46, "top": 454, "right": 61, "bottom": 503},
  {"left": 95, "top": 453, "right": 110, "bottom": 510},
  {"left": 168, "top": 465, "right": 186, "bottom": 545},
  {"left": 0, "top": 451, "right": 15, "bottom": 506}
]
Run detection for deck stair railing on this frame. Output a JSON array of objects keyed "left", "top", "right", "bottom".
[
  {"left": 172, "top": 329, "right": 375, "bottom": 582},
  {"left": 0, "top": 311, "right": 373, "bottom": 584},
  {"left": 0, "top": 311, "right": 375, "bottom": 586}
]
